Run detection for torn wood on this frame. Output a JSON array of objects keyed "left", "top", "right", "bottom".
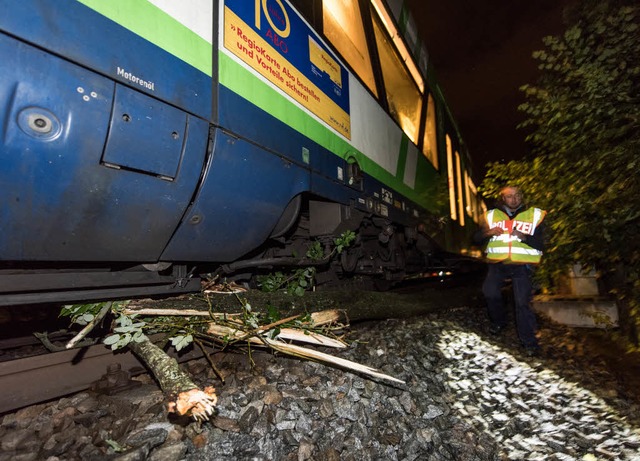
[
  {"left": 206, "top": 324, "right": 403, "bottom": 385},
  {"left": 122, "top": 308, "right": 233, "bottom": 317},
  {"left": 207, "top": 323, "right": 346, "bottom": 349},
  {"left": 128, "top": 337, "right": 217, "bottom": 421},
  {"left": 274, "top": 328, "right": 347, "bottom": 348},
  {"left": 309, "top": 309, "right": 345, "bottom": 326},
  {"left": 264, "top": 338, "right": 405, "bottom": 385}
]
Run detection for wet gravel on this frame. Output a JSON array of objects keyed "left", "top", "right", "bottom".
[{"left": 1, "top": 304, "right": 640, "bottom": 461}]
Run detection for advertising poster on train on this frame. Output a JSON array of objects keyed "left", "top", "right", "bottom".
[{"left": 224, "top": 0, "right": 351, "bottom": 139}]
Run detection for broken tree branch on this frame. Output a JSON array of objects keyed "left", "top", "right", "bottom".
[
  {"left": 65, "top": 302, "right": 112, "bottom": 349},
  {"left": 128, "top": 337, "right": 217, "bottom": 421}
]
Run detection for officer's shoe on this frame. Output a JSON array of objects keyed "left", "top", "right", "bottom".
[{"left": 489, "top": 324, "right": 505, "bottom": 336}]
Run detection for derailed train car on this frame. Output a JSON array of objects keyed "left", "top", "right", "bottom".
[{"left": 0, "top": 0, "right": 485, "bottom": 305}]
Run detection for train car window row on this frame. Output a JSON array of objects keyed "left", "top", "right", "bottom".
[{"left": 288, "top": 0, "right": 476, "bottom": 225}]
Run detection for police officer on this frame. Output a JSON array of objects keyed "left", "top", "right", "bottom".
[{"left": 474, "top": 186, "right": 546, "bottom": 356}]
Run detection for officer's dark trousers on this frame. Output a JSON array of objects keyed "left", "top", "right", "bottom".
[{"left": 482, "top": 262, "right": 539, "bottom": 348}]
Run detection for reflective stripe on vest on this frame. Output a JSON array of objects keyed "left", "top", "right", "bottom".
[{"left": 484, "top": 207, "right": 546, "bottom": 264}]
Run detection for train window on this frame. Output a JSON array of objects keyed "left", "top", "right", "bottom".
[
  {"left": 466, "top": 175, "right": 476, "bottom": 221},
  {"left": 464, "top": 169, "right": 470, "bottom": 218},
  {"left": 455, "top": 150, "right": 465, "bottom": 226},
  {"left": 446, "top": 135, "right": 457, "bottom": 222},
  {"left": 369, "top": 0, "right": 424, "bottom": 93},
  {"left": 422, "top": 93, "right": 439, "bottom": 169},
  {"left": 464, "top": 169, "right": 473, "bottom": 222},
  {"left": 370, "top": 8, "right": 422, "bottom": 144},
  {"left": 466, "top": 175, "right": 484, "bottom": 224},
  {"left": 322, "top": 0, "right": 378, "bottom": 96}
]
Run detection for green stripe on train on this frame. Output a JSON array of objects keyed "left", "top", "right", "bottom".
[
  {"left": 77, "top": 0, "right": 211, "bottom": 76},
  {"left": 219, "top": 53, "right": 437, "bottom": 212},
  {"left": 396, "top": 136, "right": 409, "bottom": 180}
]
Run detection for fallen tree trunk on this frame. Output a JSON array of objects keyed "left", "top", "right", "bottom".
[
  {"left": 128, "top": 337, "right": 217, "bottom": 422},
  {"left": 130, "top": 281, "right": 484, "bottom": 322}
]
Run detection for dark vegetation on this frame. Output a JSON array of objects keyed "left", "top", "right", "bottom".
[{"left": 480, "top": 0, "right": 640, "bottom": 348}]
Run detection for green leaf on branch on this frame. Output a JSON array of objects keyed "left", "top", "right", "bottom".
[{"left": 170, "top": 334, "right": 194, "bottom": 352}]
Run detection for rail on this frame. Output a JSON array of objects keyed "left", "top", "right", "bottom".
[{"left": 0, "top": 340, "right": 204, "bottom": 414}]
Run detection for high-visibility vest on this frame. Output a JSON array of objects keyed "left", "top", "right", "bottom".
[{"left": 484, "top": 207, "right": 546, "bottom": 264}]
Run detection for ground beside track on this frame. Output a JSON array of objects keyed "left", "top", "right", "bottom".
[{"left": 1, "top": 284, "right": 640, "bottom": 460}]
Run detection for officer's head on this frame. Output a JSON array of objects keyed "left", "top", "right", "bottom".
[{"left": 500, "top": 186, "right": 523, "bottom": 211}]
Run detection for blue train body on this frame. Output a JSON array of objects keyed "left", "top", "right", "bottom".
[{"left": 0, "top": 0, "right": 482, "bottom": 305}]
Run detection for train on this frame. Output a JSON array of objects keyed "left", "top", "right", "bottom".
[{"left": 0, "top": 0, "right": 485, "bottom": 306}]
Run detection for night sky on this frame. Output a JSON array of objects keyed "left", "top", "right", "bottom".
[{"left": 405, "top": 0, "right": 577, "bottom": 182}]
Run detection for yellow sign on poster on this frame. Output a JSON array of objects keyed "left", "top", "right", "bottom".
[
  {"left": 224, "top": 7, "right": 351, "bottom": 139},
  {"left": 309, "top": 37, "right": 341, "bottom": 88}
]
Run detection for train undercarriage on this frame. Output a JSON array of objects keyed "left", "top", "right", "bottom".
[{"left": 0, "top": 196, "right": 472, "bottom": 307}]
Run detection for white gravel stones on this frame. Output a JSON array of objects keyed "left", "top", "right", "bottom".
[{"left": 436, "top": 324, "right": 640, "bottom": 460}]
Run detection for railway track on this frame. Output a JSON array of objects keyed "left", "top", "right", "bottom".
[
  {"left": 0, "top": 334, "right": 207, "bottom": 414},
  {"left": 0, "top": 273, "right": 483, "bottom": 415},
  {"left": 1, "top": 341, "right": 142, "bottom": 413}
]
